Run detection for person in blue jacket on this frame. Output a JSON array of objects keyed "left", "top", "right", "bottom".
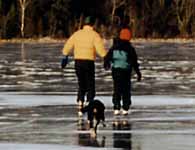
[{"left": 104, "top": 28, "right": 142, "bottom": 115}]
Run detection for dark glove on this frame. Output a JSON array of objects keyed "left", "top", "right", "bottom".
[
  {"left": 103, "top": 62, "right": 110, "bottom": 70},
  {"left": 61, "top": 56, "right": 68, "bottom": 69},
  {"left": 137, "top": 71, "right": 142, "bottom": 82},
  {"left": 102, "top": 121, "right": 106, "bottom": 127}
]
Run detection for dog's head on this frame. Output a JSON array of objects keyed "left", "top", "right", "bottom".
[{"left": 91, "top": 99, "right": 105, "bottom": 119}]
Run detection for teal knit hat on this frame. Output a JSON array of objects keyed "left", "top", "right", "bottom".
[{"left": 84, "top": 16, "right": 95, "bottom": 25}]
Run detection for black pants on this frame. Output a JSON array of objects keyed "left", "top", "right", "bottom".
[
  {"left": 75, "top": 60, "right": 95, "bottom": 103},
  {"left": 112, "top": 68, "right": 131, "bottom": 111}
]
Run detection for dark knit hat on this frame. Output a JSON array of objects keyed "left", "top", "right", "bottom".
[{"left": 119, "top": 28, "right": 132, "bottom": 41}]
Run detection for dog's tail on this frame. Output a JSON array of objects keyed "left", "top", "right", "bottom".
[{"left": 81, "top": 105, "right": 89, "bottom": 113}]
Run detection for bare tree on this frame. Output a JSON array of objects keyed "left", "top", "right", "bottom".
[
  {"left": 18, "top": 0, "right": 31, "bottom": 38},
  {"left": 159, "top": 0, "right": 165, "bottom": 8},
  {"left": 174, "top": 0, "right": 195, "bottom": 36},
  {"left": 49, "top": 0, "right": 71, "bottom": 37},
  {"left": 0, "top": 1, "right": 15, "bottom": 38},
  {"left": 103, "top": 0, "right": 127, "bottom": 38},
  {"left": 110, "top": 0, "right": 126, "bottom": 24}
]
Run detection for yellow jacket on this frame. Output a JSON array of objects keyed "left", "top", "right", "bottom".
[{"left": 62, "top": 25, "right": 107, "bottom": 61}]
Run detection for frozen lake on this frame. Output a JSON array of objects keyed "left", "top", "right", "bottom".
[
  {"left": 0, "top": 41, "right": 195, "bottom": 95},
  {"left": 1, "top": 41, "right": 195, "bottom": 149}
]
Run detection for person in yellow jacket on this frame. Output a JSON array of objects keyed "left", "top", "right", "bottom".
[{"left": 61, "top": 16, "right": 107, "bottom": 116}]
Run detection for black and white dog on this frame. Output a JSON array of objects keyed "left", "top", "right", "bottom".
[{"left": 81, "top": 99, "right": 106, "bottom": 137}]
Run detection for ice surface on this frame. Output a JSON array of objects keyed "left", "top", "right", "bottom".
[
  {"left": 0, "top": 143, "right": 115, "bottom": 150},
  {"left": 0, "top": 93, "right": 195, "bottom": 107}
]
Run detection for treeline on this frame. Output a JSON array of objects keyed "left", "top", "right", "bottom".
[{"left": 0, "top": 0, "right": 195, "bottom": 39}]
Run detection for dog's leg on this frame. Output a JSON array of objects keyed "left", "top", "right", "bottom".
[
  {"left": 94, "top": 120, "right": 100, "bottom": 134},
  {"left": 100, "top": 113, "right": 106, "bottom": 127},
  {"left": 90, "top": 128, "right": 96, "bottom": 138},
  {"left": 89, "top": 119, "right": 96, "bottom": 138},
  {"left": 90, "top": 120, "right": 99, "bottom": 138}
]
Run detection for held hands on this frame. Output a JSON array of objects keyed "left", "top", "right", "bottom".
[{"left": 61, "top": 56, "right": 68, "bottom": 69}]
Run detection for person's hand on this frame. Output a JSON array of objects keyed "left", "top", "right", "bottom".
[
  {"left": 61, "top": 56, "right": 68, "bottom": 69},
  {"left": 102, "top": 121, "right": 106, "bottom": 127},
  {"left": 137, "top": 71, "right": 142, "bottom": 82}
]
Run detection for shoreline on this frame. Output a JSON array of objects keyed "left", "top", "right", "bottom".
[{"left": 0, "top": 37, "right": 195, "bottom": 43}]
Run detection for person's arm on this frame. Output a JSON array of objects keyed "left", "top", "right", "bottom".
[
  {"left": 130, "top": 46, "right": 142, "bottom": 81},
  {"left": 61, "top": 34, "right": 75, "bottom": 69},
  {"left": 93, "top": 33, "right": 107, "bottom": 58},
  {"left": 62, "top": 34, "right": 75, "bottom": 56}
]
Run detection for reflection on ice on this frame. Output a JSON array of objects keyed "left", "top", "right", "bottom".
[
  {"left": 112, "top": 120, "right": 132, "bottom": 149},
  {"left": 0, "top": 94, "right": 195, "bottom": 150}
]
